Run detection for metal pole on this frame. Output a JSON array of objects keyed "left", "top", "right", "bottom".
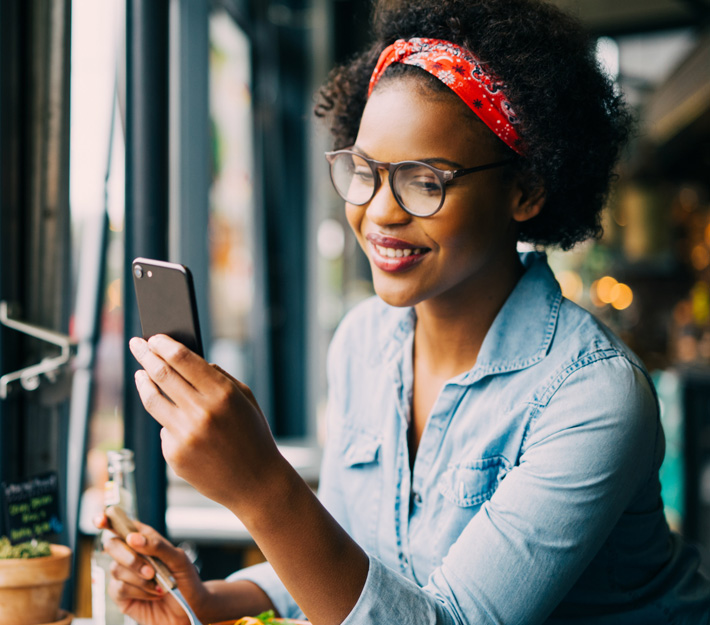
[
  {"left": 124, "top": 0, "right": 170, "bottom": 534},
  {"left": 168, "top": 0, "right": 211, "bottom": 348}
]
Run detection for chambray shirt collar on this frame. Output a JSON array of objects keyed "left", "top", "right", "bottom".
[
  {"left": 375, "top": 251, "right": 562, "bottom": 381},
  {"left": 472, "top": 251, "right": 561, "bottom": 378}
]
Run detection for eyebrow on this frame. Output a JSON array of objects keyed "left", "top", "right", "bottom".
[{"left": 351, "top": 145, "right": 464, "bottom": 169}]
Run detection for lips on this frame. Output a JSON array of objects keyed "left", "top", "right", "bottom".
[{"left": 365, "top": 233, "right": 430, "bottom": 273}]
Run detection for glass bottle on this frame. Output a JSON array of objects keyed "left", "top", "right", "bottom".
[{"left": 91, "top": 449, "right": 138, "bottom": 625}]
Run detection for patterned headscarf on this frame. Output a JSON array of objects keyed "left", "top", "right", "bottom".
[{"left": 368, "top": 38, "right": 523, "bottom": 154}]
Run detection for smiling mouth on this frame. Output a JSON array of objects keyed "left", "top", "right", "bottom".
[
  {"left": 373, "top": 244, "right": 427, "bottom": 259},
  {"left": 367, "top": 240, "right": 431, "bottom": 273}
]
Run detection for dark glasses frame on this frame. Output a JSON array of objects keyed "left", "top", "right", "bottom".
[{"left": 325, "top": 149, "right": 515, "bottom": 217}]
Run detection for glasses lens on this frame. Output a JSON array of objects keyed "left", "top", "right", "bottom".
[
  {"left": 393, "top": 163, "right": 443, "bottom": 216},
  {"left": 330, "top": 153, "right": 376, "bottom": 205}
]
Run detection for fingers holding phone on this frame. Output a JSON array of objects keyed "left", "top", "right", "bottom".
[{"left": 130, "top": 333, "right": 284, "bottom": 511}]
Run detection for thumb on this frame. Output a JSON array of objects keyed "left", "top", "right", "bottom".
[{"left": 125, "top": 520, "right": 190, "bottom": 575}]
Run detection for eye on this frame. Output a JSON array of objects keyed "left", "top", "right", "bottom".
[
  {"left": 398, "top": 165, "right": 441, "bottom": 196},
  {"left": 353, "top": 166, "right": 375, "bottom": 183},
  {"left": 408, "top": 176, "right": 440, "bottom": 195}
]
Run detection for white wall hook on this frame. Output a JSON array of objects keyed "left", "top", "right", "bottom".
[{"left": 0, "top": 301, "right": 76, "bottom": 400}]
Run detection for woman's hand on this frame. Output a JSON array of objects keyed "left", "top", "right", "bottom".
[
  {"left": 129, "top": 334, "right": 370, "bottom": 625},
  {"left": 128, "top": 334, "right": 288, "bottom": 516},
  {"left": 95, "top": 514, "right": 207, "bottom": 625}
]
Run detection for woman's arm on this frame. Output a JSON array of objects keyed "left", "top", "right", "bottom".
[{"left": 129, "top": 334, "right": 370, "bottom": 625}]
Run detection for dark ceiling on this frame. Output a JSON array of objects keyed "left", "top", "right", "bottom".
[{"left": 550, "top": 0, "right": 710, "bottom": 36}]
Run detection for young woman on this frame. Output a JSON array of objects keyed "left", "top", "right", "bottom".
[{"left": 99, "top": 1, "right": 710, "bottom": 623}]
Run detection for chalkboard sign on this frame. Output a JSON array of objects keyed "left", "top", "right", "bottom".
[{"left": 2, "top": 471, "right": 63, "bottom": 543}]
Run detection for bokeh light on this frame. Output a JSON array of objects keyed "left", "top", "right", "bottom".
[
  {"left": 610, "top": 283, "right": 633, "bottom": 310},
  {"left": 557, "top": 270, "right": 583, "bottom": 303},
  {"left": 596, "top": 276, "right": 618, "bottom": 304}
]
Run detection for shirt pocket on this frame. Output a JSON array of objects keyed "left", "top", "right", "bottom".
[
  {"left": 437, "top": 456, "right": 509, "bottom": 506},
  {"left": 342, "top": 427, "right": 381, "bottom": 467},
  {"left": 339, "top": 427, "right": 383, "bottom": 552},
  {"left": 433, "top": 457, "right": 510, "bottom": 564}
]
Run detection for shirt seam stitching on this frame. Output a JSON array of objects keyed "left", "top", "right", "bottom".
[{"left": 520, "top": 348, "right": 630, "bottom": 451}]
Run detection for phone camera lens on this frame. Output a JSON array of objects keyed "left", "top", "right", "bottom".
[{"left": 134, "top": 265, "right": 143, "bottom": 279}]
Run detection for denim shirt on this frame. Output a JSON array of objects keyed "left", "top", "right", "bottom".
[{"left": 231, "top": 252, "right": 710, "bottom": 624}]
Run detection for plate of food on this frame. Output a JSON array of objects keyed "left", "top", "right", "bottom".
[{"left": 211, "top": 611, "right": 309, "bottom": 625}]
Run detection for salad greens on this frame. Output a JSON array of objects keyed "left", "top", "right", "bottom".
[{"left": 253, "top": 612, "right": 294, "bottom": 624}]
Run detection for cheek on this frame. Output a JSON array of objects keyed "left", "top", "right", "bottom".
[
  {"left": 428, "top": 212, "right": 490, "bottom": 253},
  {"left": 345, "top": 204, "right": 365, "bottom": 241},
  {"left": 434, "top": 196, "right": 514, "bottom": 251}
]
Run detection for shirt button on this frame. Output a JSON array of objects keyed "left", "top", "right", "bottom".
[{"left": 412, "top": 492, "right": 423, "bottom": 505}]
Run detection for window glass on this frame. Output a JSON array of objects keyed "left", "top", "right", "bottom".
[
  {"left": 207, "top": 10, "right": 256, "bottom": 384},
  {"left": 70, "top": 0, "right": 126, "bottom": 522}
]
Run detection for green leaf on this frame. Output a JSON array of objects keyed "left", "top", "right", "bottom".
[{"left": 251, "top": 610, "right": 298, "bottom": 624}]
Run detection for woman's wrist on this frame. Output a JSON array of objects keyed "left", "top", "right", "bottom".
[
  {"left": 226, "top": 451, "right": 304, "bottom": 531},
  {"left": 199, "top": 579, "right": 277, "bottom": 623}
]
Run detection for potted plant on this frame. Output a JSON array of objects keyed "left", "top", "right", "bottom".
[{"left": 0, "top": 536, "right": 72, "bottom": 625}]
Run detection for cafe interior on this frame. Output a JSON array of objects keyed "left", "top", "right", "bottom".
[{"left": 0, "top": 0, "right": 709, "bottom": 622}]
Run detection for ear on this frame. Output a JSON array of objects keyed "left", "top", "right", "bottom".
[{"left": 511, "top": 177, "right": 545, "bottom": 223}]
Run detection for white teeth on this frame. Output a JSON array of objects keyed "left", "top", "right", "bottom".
[{"left": 375, "top": 244, "right": 424, "bottom": 258}]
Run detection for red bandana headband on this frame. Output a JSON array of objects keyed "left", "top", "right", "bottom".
[{"left": 368, "top": 38, "right": 524, "bottom": 155}]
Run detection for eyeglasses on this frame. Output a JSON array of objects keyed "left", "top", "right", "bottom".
[{"left": 325, "top": 149, "right": 514, "bottom": 217}]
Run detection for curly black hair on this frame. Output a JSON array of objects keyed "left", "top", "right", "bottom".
[{"left": 315, "top": 0, "right": 634, "bottom": 250}]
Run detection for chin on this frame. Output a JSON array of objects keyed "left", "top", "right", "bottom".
[
  {"left": 377, "top": 294, "right": 415, "bottom": 308},
  {"left": 372, "top": 278, "right": 424, "bottom": 309}
]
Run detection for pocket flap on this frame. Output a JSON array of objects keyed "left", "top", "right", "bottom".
[
  {"left": 437, "top": 457, "right": 509, "bottom": 506},
  {"left": 341, "top": 428, "right": 382, "bottom": 467}
]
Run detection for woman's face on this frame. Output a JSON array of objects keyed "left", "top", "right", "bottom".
[{"left": 346, "top": 78, "right": 534, "bottom": 310}]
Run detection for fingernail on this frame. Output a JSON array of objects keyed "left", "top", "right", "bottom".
[
  {"left": 134, "top": 370, "right": 148, "bottom": 385},
  {"left": 129, "top": 337, "right": 145, "bottom": 354},
  {"left": 141, "top": 564, "right": 155, "bottom": 579},
  {"left": 128, "top": 532, "right": 146, "bottom": 547},
  {"left": 148, "top": 334, "right": 167, "bottom": 347}
]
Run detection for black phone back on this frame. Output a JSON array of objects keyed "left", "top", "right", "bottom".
[{"left": 132, "top": 258, "right": 204, "bottom": 357}]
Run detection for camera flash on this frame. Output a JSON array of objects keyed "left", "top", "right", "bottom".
[{"left": 147, "top": 270, "right": 153, "bottom": 277}]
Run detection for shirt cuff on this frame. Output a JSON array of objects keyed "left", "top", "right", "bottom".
[
  {"left": 227, "top": 562, "right": 305, "bottom": 620},
  {"left": 340, "top": 555, "right": 448, "bottom": 625}
]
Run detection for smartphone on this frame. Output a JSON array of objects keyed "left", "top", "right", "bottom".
[{"left": 132, "top": 257, "right": 204, "bottom": 357}]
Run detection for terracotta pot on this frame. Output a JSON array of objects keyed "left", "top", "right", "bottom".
[{"left": 0, "top": 544, "right": 72, "bottom": 625}]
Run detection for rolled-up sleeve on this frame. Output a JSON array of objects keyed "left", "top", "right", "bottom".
[{"left": 227, "top": 562, "right": 305, "bottom": 620}]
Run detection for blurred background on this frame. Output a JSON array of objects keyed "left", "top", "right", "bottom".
[{"left": 0, "top": 0, "right": 709, "bottom": 617}]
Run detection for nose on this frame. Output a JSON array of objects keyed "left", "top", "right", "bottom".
[{"left": 365, "top": 169, "right": 410, "bottom": 226}]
